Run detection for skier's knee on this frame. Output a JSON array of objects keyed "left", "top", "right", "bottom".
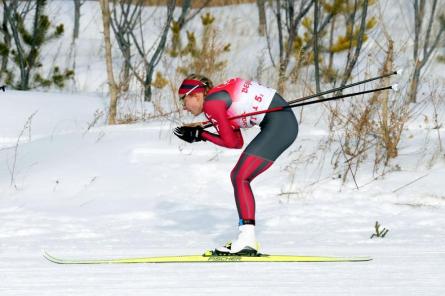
[{"left": 230, "top": 168, "right": 248, "bottom": 187}]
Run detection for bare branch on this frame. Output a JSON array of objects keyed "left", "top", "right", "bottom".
[
  {"left": 341, "top": 0, "right": 369, "bottom": 88},
  {"left": 423, "top": 0, "right": 438, "bottom": 56}
]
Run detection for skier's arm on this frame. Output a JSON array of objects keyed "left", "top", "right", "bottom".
[{"left": 201, "top": 100, "right": 244, "bottom": 149}]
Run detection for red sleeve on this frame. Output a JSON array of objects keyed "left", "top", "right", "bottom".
[{"left": 201, "top": 100, "right": 244, "bottom": 149}]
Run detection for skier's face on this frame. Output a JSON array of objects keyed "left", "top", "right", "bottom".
[{"left": 182, "top": 92, "right": 204, "bottom": 116}]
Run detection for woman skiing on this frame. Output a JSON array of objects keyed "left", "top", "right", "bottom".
[{"left": 174, "top": 74, "right": 298, "bottom": 255}]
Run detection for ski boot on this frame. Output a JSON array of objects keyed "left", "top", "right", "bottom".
[{"left": 213, "top": 225, "right": 259, "bottom": 256}]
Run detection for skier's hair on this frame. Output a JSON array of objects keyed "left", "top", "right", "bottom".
[{"left": 185, "top": 73, "right": 213, "bottom": 95}]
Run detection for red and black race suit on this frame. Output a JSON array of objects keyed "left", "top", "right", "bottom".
[{"left": 201, "top": 78, "right": 298, "bottom": 224}]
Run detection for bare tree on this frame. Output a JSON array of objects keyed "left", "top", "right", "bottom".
[
  {"left": 256, "top": 0, "right": 267, "bottom": 36},
  {"left": 109, "top": 0, "right": 176, "bottom": 102},
  {"left": 274, "top": 0, "right": 313, "bottom": 94},
  {"left": 307, "top": 0, "right": 373, "bottom": 94},
  {"left": 408, "top": 0, "right": 445, "bottom": 103},
  {"left": 175, "top": 0, "right": 210, "bottom": 30},
  {"left": 142, "top": 1, "right": 175, "bottom": 101},
  {"left": 313, "top": 0, "right": 321, "bottom": 93},
  {"left": 73, "top": 0, "right": 86, "bottom": 41},
  {"left": 338, "top": 0, "right": 369, "bottom": 90},
  {"left": 68, "top": 0, "right": 86, "bottom": 88},
  {"left": 99, "top": 0, "right": 119, "bottom": 125},
  {"left": 275, "top": 0, "right": 342, "bottom": 86},
  {"left": 110, "top": 0, "right": 142, "bottom": 92}
]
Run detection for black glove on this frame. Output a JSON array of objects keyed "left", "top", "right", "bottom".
[{"left": 173, "top": 125, "right": 205, "bottom": 143}]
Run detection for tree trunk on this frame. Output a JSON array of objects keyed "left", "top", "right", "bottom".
[
  {"left": 275, "top": 0, "right": 313, "bottom": 94},
  {"left": 73, "top": 0, "right": 81, "bottom": 41},
  {"left": 408, "top": 0, "right": 443, "bottom": 103},
  {"left": 120, "top": 45, "right": 131, "bottom": 92},
  {"left": 327, "top": 15, "right": 336, "bottom": 82},
  {"left": 144, "top": 71, "right": 153, "bottom": 101},
  {"left": 413, "top": 0, "right": 425, "bottom": 63},
  {"left": 340, "top": 0, "right": 369, "bottom": 89},
  {"left": 313, "top": 0, "right": 321, "bottom": 93},
  {"left": 408, "top": 61, "right": 422, "bottom": 103},
  {"left": 1, "top": 7, "right": 11, "bottom": 75},
  {"left": 99, "top": 0, "right": 119, "bottom": 125},
  {"left": 381, "top": 39, "right": 397, "bottom": 161},
  {"left": 143, "top": 0, "right": 175, "bottom": 102},
  {"left": 177, "top": 0, "right": 191, "bottom": 29},
  {"left": 22, "top": 0, "right": 46, "bottom": 90},
  {"left": 256, "top": 0, "right": 266, "bottom": 36}
]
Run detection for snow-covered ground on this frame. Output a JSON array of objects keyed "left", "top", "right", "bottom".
[
  {"left": 1, "top": 88, "right": 444, "bottom": 295},
  {"left": 1, "top": 1, "right": 445, "bottom": 295}
]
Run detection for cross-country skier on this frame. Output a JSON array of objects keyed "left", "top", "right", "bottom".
[{"left": 174, "top": 74, "right": 298, "bottom": 255}]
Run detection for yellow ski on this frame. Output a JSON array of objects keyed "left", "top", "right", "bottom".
[{"left": 43, "top": 251, "right": 372, "bottom": 264}]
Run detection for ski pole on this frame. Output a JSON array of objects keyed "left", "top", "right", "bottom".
[
  {"left": 288, "top": 85, "right": 395, "bottom": 108},
  {"left": 200, "top": 84, "right": 398, "bottom": 129},
  {"left": 288, "top": 70, "right": 399, "bottom": 105}
]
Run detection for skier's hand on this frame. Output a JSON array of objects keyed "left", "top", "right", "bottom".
[{"left": 173, "top": 125, "right": 205, "bottom": 143}]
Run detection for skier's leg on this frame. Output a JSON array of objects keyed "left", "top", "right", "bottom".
[
  {"left": 231, "top": 94, "right": 298, "bottom": 224},
  {"left": 219, "top": 94, "right": 298, "bottom": 254},
  {"left": 230, "top": 152, "right": 273, "bottom": 225}
]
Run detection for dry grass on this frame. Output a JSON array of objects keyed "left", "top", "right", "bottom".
[{"left": 326, "top": 35, "right": 412, "bottom": 185}]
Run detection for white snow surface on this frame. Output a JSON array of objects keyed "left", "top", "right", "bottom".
[
  {"left": 1, "top": 90, "right": 444, "bottom": 296},
  {"left": 1, "top": 1, "right": 445, "bottom": 295}
]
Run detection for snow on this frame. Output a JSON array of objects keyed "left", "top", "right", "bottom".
[
  {"left": 1, "top": 90, "right": 444, "bottom": 295},
  {"left": 1, "top": 1, "right": 445, "bottom": 295}
]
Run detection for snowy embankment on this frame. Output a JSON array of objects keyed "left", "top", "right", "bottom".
[{"left": 1, "top": 90, "right": 444, "bottom": 295}]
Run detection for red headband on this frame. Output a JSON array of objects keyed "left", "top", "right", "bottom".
[{"left": 178, "top": 79, "right": 206, "bottom": 95}]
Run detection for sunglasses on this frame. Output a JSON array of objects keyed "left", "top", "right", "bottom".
[{"left": 179, "top": 83, "right": 206, "bottom": 101}]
